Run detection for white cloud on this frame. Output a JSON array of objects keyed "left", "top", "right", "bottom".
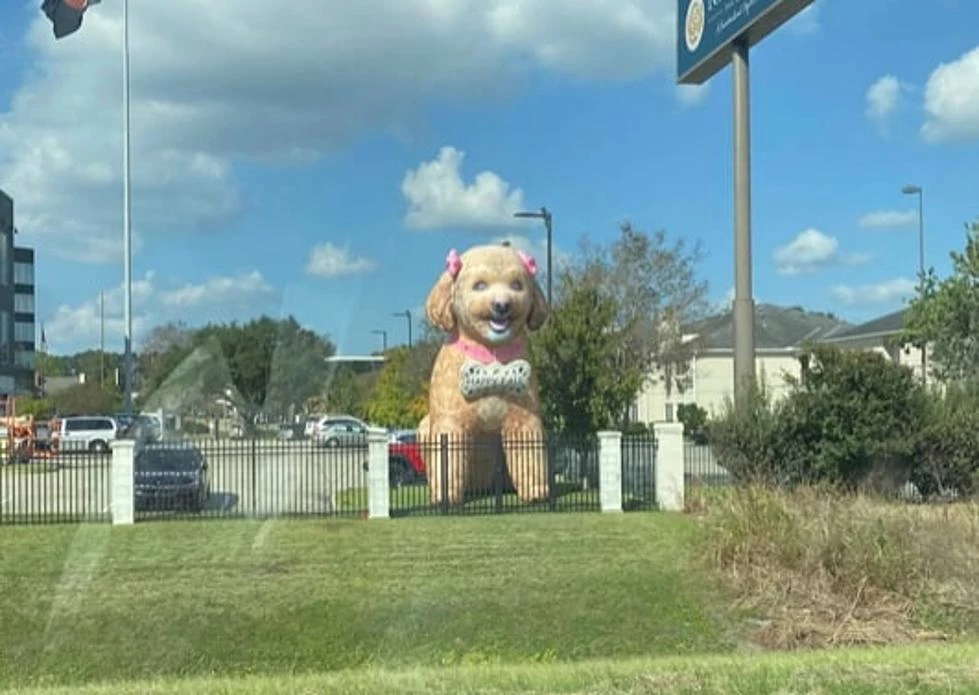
[
  {"left": 305, "top": 242, "right": 376, "bottom": 278},
  {"left": 0, "top": 1, "right": 678, "bottom": 262},
  {"left": 45, "top": 271, "right": 157, "bottom": 351},
  {"left": 921, "top": 45, "right": 979, "bottom": 143},
  {"left": 773, "top": 228, "right": 870, "bottom": 276},
  {"left": 45, "top": 269, "right": 277, "bottom": 353},
  {"left": 865, "top": 74, "right": 902, "bottom": 133},
  {"left": 830, "top": 277, "right": 917, "bottom": 306},
  {"left": 159, "top": 270, "right": 274, "bottom": 307},
  {"left": 402, "top": 146, "right": 527, "bottom": 231},
  {"left": 858, "top": 209, "right": 918, "bottom": 230}
]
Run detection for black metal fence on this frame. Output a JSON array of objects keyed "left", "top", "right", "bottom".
[
  {"left": 387, "top": 432, "right": 601, "bottom": 517},
  {"left": 684, "top": 441, "right": 732, "bottom": 488},
  {"left": 0, "top": 430, "right": 672, "bottom": 525},
  {"left": 133, "top": 437, "right": 369, "bottom": 521},
  {"left": 0, "top": 448, "right": 110, "bottom": 525},
  {"left": 621, "top": 434, "right": 657, "bottom": 510}
]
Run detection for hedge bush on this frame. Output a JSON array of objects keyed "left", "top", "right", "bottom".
[
  {"left": 909, "top": 383, "right": 979, "bottom": 499},
  {"left": 705, "top": 346, "right": 974, "bottom": 496}
]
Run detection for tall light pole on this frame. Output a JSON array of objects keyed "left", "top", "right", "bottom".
[
  {"left": 371, "top": 329, "right": 388, "bottom": 353},
  {"left": 731, "top": 38, "right": 756, "bottom": 406},
  {"left": 122, "top": 0, "right": 134, "bottom": 415},
  {"left": 513, "top": 207, "right": 553, "bottom": 305},
  {"left": 392, "top": 310, "right": 412, "bottom": 349},
  {"left": 902, "top": 183, "right": 926, "bottom": 382},
  {"left": 41, "top": 1, "right": 133, "bottom": 411}
]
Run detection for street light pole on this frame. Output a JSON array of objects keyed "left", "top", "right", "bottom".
[
  {"left": 372, "top": 329, "right": 388, "bottom": 353},
  {"left": 902, "top": 184, "right": 926, "bottom": 382},
  {"left": 513, "top": 206, "right": 553, "bottom": 305},
  {"left": 121, "top": 0, "right": 134, "bottom": 415},
  {"left": 392, "top": 310, "right": 412, "bottom": 349}
]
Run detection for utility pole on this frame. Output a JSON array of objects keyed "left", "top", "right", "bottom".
[
  {"left": 372, "top": 329, "right": 388, "bottom": 353},
  {"left": 902, "top": 184, "right": 926, "bottom": 383},
  {"left": 392, "top": 310, "right": 412, "bottom": 349},
  {"left": 99, "top": 291, "right": 105, "bottom": 387}
]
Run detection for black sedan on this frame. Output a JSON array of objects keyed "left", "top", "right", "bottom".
[{"left": 134, "top": 443, "right": 211, "bottom": 512}]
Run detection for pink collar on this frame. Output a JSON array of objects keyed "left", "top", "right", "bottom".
[{"left": 447, "top": 333, "right": 526, "bottom": 365}]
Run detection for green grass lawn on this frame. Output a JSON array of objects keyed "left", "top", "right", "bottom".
[
  {"left": 334, "top": 482, "right": 627, "bottom": 515},
  {"left": 335, "top": 482, "right": 654, "bottom": 515},
  {"left": 6, "top": 642, "right": 979, "bottom": 694},
  {"left": 0, "top": 513, "right": 729, "bottom": 690}
]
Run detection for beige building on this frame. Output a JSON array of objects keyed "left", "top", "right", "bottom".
[
  {"left": 817, "top": 308, "right": 930, "bottom": 384},
  {"left": 634, "top": 305, "right": 924, "bottom": 424}
]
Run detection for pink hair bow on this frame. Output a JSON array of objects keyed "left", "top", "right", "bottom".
[
  {"left": 445, "top": 248, "right": 462, "bottom": 277},
  {"left": 517, "top": 250, "right": 537, "bottom": 276}
]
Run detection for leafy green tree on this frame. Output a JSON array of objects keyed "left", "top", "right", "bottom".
[
  {"left": 49, "top": 382, "right": 123, "bottom": 416},
  {"left": 139, "top": 316, "right": 335, "bottom": 426},
  {"left": 909, "top": 383, "right": 979, "bottom": 499},
  {"left": 677, "top": 403, "right": 707, "bottom": 435},
  {"left": 531, "top": 222, "right": 709, "bottom": 433},
  {"left": 710, "top": 347, "right": 926, "bottom": 491},
  {"left": 530, "top": 274, "right": 621, "bottom": 433},
  {"left": 13, "top": 395, "right": 55, "bottom": 419},
  {"left": 364, "top": 347, "right": 427, "bottom": 427},
  {"left": 903, "top": 219, "right": 979, "bottom": 382},
  {"left": 778, "top": 346, "right": 925, "bottom": 490}
]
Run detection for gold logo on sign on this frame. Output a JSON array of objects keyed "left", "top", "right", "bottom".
[{"left": 685, "top": 0, "right": 705, "bottom": 52}]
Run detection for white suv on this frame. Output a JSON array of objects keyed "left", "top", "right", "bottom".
[
  {"left": 312, "top": 415, "right": 368, "bottom": 448},
  {"left": 54, "top": 416, "right": 119, "bottom": 453}
]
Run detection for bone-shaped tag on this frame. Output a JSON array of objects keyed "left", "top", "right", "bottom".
[{"left": 459, "top": 359, "right": 532, "bottom": 401}]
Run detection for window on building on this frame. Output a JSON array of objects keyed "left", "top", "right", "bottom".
[
  {"left": 13, "top": 262, "right": 33, "bottom": 285},
  {"left": 14, "top": 293, "right": 34, "bottom": 314},
  {"left": 0, "top": 311, "right": 10, "bottom": 364},
  {"left": 664, "top": 403, "right": 674, "bottom": 423},
  {"left": 14, "top": 350, "right": 34, "bottom": 370},
  {"left": 14, "top": 321, "right": 33, "bottom": 343},
  {"left": 0, "top": 242, "right": 8, "bottom": 286}
]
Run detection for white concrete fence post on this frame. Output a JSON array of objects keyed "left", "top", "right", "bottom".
[
  {"left": 367, "top": 428, "right": 390, "bottom": 519},
  {"left": 110, "top": 439, "right": 136, "bottom": 525},
  {"left": 598, "top": 430, "right": 623, "bottom": 513},
  {"left": 653, "top": 422, "right": 685, "bottom": 512}
]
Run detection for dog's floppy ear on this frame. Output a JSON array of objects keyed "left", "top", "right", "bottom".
[
  {"left": 526, "top": 280, "right": 549, "bottom": 331},
  {"left": 426, "top": 271, "right": 456, "bottom": 332},
  {"left": 426, "top": 249, "right": 460, "bottom": 332}
]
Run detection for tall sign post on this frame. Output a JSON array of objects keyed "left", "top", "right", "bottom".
[{"left": 677, "top": 0, "right": 814, "bottom": 404}]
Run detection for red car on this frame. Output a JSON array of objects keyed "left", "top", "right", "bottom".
[{"left": 388, "top": 431, "right": 426, "bottom": 486}]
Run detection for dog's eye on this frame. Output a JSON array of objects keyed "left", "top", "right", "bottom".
[
  {"left": 510, "top": 280, "right": 523, "bottom": 291},
  {"left": 473, "top": 280, "right": 487, "bottom": 291}
]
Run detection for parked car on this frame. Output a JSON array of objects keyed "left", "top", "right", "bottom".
[
  {"left": 388, "top": 430, "right": 426, "bottom": 486},
  {"left": 312, "top": 415, "right": 369, "bottom": 448},
  {"left": 51, "top": 415, "right": 119, "bottom": 453},
  {"left": 134, "top": 442, "right": 211, "bottom": 512}
]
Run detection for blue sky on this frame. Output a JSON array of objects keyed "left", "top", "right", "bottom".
[{"left": 0, "top": 0, "right": 977, "bottom": 357}]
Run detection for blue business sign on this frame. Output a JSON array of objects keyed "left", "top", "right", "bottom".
[{"left": 677, "top": 0, "right": 814, "bottom": 85}]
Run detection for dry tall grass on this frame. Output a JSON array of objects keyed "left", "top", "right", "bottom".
[{"left": 690, "top": 485, "right": 979, "bottom": 650}]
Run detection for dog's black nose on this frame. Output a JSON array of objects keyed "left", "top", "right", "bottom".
[{"left": 492, "top": 300, "right": 511, "bottom": 316}]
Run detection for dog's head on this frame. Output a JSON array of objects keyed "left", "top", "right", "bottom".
[{"left": 426, "top": 244, "right": 549, "bottom": 345}]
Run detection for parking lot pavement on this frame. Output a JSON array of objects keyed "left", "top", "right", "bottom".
[
  {"left": 0, "top": 457, "right": 111, "bottom": 520},
  {"left": 196, "top": 446, "right": 367, "bottom": 516},
  {"left": 0, "top": 444, "right": 368, "bottom": 521}
]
